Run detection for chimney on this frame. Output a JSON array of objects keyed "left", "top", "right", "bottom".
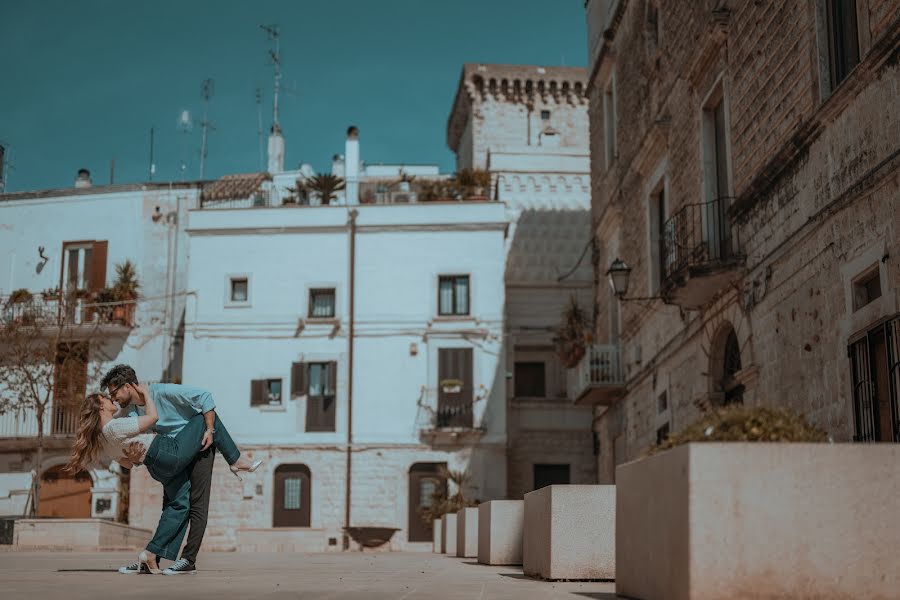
[
  {"left": 345, "top": 126, "right": 359, "bottom": 204},
  {"left": 74, "top": 168, "right": 92, "bottom": 188},
  {"left": 267, "top": 123, "right": 285, "bottom": 174}
]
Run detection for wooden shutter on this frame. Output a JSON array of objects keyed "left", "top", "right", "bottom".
[
  {"left": 89, "top": 241, "right": 108, "bottom": 292},
  {"left": 328, "top": 361, "right": 337, "bottom": 395},
  {"left": 291, "top": 362, "right": 307, "bottom": 398},
  {"left": 250, "top": 379, "right": 267, "bottom": 406}
]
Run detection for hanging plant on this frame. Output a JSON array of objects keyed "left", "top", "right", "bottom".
[{"left": 555, "top": 296, "right": 593, "bottom": 368}]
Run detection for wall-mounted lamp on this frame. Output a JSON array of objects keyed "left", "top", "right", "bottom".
[
  {"left": 36, "top": 246, "right": 49, "bottom": 274},
  {"left": 607, "top": 258, "right": 665, "bottom": 303}
]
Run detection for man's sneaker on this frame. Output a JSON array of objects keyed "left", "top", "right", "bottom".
[
  {"left": 118, "top": 561, "right": 147, "bottom": 574},
  {"left": 162, "top": 558, "right": 196, "bottom": 575}
]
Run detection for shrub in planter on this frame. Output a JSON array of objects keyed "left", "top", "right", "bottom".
[
  {"left": 419, "top": 468, "right": 478, "bottom": 525},
  {"left": 7, "top": 288, "right": 32, "bottom": 305},
  {"left": 555, "top": 296, "right": 593, "bottom": 368}
]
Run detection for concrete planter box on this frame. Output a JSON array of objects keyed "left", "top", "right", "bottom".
[
  {"left": 432, "top": 519, "right": 442, "bottom": 553},
  {"left": 477, "top": 500, "right": 524, "bottom": 565},
  {"left": 616, "top": 443, "right": 900, "bottom": 600},
  {"left": 523, "top": 485, "right": 615, "bottom": 580},
  {"left": 456, "top": 506, "right": 478, "bottom": 558},
  {"left": 14, "top": 518, "right": 151, "bottom": 549},
  {"left": 440, "top": 513, "right": 457, "bottom": 555}
]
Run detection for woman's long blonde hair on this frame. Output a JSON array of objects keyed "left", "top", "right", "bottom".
[{"left": 66, "top": 393, "right": 106, "bottom": 473}]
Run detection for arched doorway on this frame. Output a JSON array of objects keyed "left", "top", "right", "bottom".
[
  {"left": 710, "top": 324, "right": 744, "bottom": 405},
  {"left": 38, "top": 465, "right": 92, "bottom": 518},
  {"left": 273, "top": 464, "right": 311, "bottom": 527},
  {"left": 408, "top": 463, "right": 447, "bottom": 542}
]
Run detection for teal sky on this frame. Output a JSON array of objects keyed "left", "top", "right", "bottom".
[{"left": 0, "top": 1, "right": 587, "bottom": 192}]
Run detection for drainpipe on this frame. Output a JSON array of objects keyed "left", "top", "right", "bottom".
[{"left": 343, "top": 208, "right": 358, "bottom": 550}]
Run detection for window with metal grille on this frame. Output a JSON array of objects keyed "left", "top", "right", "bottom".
[
  {"left": 438, "top": 275, "right": 470, "bottom": 316},
  {"left": 309, "top": 288, "right": 336, "bottom": 318},
  {"left": 305, "top": 362, "right": 337, "bottom": 432},
  {"left": 825, "top": 0, "right": 860, "bottom": 90},
  {"left": 849, "top": 316, "right": 899, "bottom": 442}
]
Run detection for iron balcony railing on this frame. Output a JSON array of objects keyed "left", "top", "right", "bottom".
[
  {"left": 568, "top": 344, "right": 625, "bottom": 397},
  {"left": 1, "top": 295, "right": 135, "bottom": 328},
  {"left": 0, "top": 403, "right": 79, "bottom": 439},
  {"left": 849, "top": 316, "right": 900, "bottom": 443},
  {"left": 662, "top": 196, "right": 740, "bottom": 281}
]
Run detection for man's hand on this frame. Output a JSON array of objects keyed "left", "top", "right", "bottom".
[
  {"left": 123, "top": 442, "right": 144, "bottom": 465},
  {"left": 201, "top": 429, "right": 214, "bottom": 451}
]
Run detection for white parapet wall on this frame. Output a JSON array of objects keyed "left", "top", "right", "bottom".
[
  {"left": 456, "top": 506, "right": 478, "bottom": 558},
  {"left": 441, "top": 513, "right": 457, "bottom": 555},
  {"left": 14, "top": 518, "right": 151, "bottom": 549},
  {"left": 523, "top": 485, "right": 615, "bottom": 580},
  {"left": 477, "top": 500, "right": 524, "bottom": 566},
  {"left": 235, "top": 528, "right": 332, "bottom": 553},
  {"left": 433, "top": 519, "right": 442, "bottom": 553},
  {"left": 616, "top": 443, "right": 900, "bottom": 600}
]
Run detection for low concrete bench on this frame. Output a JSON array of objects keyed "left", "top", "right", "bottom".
[
  {"left": 440, "top": 512, "right": 457, "bottom": 555},
  {"left": 432, "top": 519, "right": 442, "bottom": 553},
  {"left": 456, "top": 507, "right": 478, "bottom": 558},
  {"left": 477, "top": 500, "right": 524, "bottom": 565},
  {"left": 523, "top": 485, "right": 615, "bottom": 580}
]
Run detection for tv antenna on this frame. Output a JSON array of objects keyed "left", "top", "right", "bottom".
[
  {"left": 177, "top": 109, "right": 193, "bottom": 181},
  {"left": 199, "top": 78, "right": 216, "bottom": 179},
  {"left": 255, "top": 87, "right": 264, "bottom": 170},
  {"left": 260, "top": 24, "right": 282, "bottom": 128}
]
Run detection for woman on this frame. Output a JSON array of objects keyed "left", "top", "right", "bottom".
[{"left": 66, "top": 392, "right": 262, "bottom": 574}]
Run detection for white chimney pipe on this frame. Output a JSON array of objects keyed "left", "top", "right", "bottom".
[
  {"left": 345, "top": 126, "right": 359, "bottom": 204},
  {"left": 74, "top": 168, "right": 92, "bottom": 188},
  {"left": 267, "top": 123, "right": 285, "bottom": 174}
]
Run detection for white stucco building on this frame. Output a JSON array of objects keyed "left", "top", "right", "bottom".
[{"left": 0, "top": 174, "right": 197, "bottom": 523}]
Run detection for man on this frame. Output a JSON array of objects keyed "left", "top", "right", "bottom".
[{"left": 103, "top": 364, "right": 217, "bottom": 575}]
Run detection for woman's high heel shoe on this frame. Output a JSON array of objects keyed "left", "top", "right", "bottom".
[
  {"left": 229, "top": 459, "right": 263, "bottom": 481},
  {"left": 139, "top": 550, "right": 161, "bottom": 574}
]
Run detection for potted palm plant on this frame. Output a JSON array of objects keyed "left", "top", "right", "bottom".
[
  {"left": 301, "top": 174, "right": 346, "bottom": 206},
  {"left": 111, "top": 260, "right": 139, "bottom": 325}
]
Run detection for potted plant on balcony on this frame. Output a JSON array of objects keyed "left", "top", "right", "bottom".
[
  {"left": 40, "top": 287, "right": 60, "bottom": 302},
  {"left": 298, "top": 173, "right": 345, "bottom": 206},
  {"left": 456, "top": 168, "right": 492, "bottom": 200},
  {"left": 7, "top": 288, "right": 33, "bottom": 306},
  {"left": 92, "top": 288, "right": 117, "bottom": 323},
  {"left": 555, "top": 296, "right": 593, "bottom": 368},
  {"left": 111, "top": 260, "right": 140, "bottom": 325}
]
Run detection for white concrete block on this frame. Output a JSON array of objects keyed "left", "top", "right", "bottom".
[
  {"left": 433, "top": 519, "right": 442, "bottom": 553},
  {"left": 477, "top": 500, "right": 524, "bottom": 565},
  {"left": 523, "top": 485, "right": 615, "bottom": 580},
  {"left": 441, "top": 513, "right": 457, "bottom": 555},
  {"left": 456, "top": 506, "right": 478, "bottom": 558}
]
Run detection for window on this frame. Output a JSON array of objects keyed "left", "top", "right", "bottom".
[
  {"left": 603, "top": 74, "right": 617, "bottom": 169},
  {"left": 849, "top": 316, "right": 899, "bottom": 442},
  {"left": 273, "top": 464, "right": 311, "bottom": 527},
  {"left": 648, "top": 183, "right": 667, "bottom": 292},
  {"left": 437, "top": 348, "right": 474, "bottom": 428},
  {"left": 852, "top": 267, "right": 882, "bottom": 311},
  {"left": 825, "top": 0, "right": 859, "bottom": 90},
  {"left": 533, "top": 464, "right": 570, "bottom": 491},
  {"left": 229, "top": 277, "right": 249, "bottom": 304},
  {"left": 438, "top": 275, "right": 470, "bottom": 316},
  {"left": 53, "top": 342, "right": 89, "bottom": 434},
  {"left": 62, "top": 240, "right": 107, "bottom": 322},
  {"left": 657, "top": 390, "right": 668, "bottom": 413},
  {"left": 540, "top": 109, "right": 551, "bottom": 121},
  {"left": 701, "top": 82, "right": 733, "bottom": 261},
  {"left": 309, "top": 288, "right": 336, "bottom": 318},
  {"left": 250, "top": 378, "right": 282, "bottom": 406},
  {"left": 294, "top": 361, "right": 336, "bottom": 432},
  {"left": 514, "top": 362, "right": 546, "bottom": 398}
]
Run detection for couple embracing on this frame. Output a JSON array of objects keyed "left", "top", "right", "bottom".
[{"left": 66, "top": 364, "right": 262, "bottom": 574}]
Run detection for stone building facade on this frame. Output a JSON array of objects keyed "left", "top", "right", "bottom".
[
  {"left": 581, "top": 0, "right": 900, "bottom": 481},
  {"left": 448, "top": 64, "right": 597, "bottom": 498}
]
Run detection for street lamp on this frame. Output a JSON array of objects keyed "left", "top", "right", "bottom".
[{"left": 607, "top": 258, "right": 665, "bottom": 303}]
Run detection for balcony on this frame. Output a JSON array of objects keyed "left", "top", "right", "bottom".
[
  {"left": 661, "top": 197, "right": 745, "bottom": 309},
  {"left": 418, "top": 388, "right": 486, "bottom": 446},
  {"left": 567, "top": 344, "right": 626, "bottom": 406},
  {"left": 0, "top": 404, "right": 78, "bottom": 450},
  {"left": 1, "top": 295, "right": 135, "bottom": 337}
]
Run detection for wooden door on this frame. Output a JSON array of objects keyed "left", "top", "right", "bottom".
[
  {"left": 408, "top": 463, "right": 447, "bottom": 542},
  {"left": 38, "top": 465, "right": 92, "bottom": 518}
]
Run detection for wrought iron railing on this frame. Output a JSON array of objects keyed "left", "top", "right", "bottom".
[
  {"left": 850, "top": 316, "right": 900, "bottom": 442},
  {"left": 662, "top": 196, "right": 740, "bottom": 281},
  {"left": 1, "top": 295, "right": 135, "bottom": 328},
  {"left": 567, "top": 344, "right": 624, "bottom": 398},
  {"left": 0, "top": 403, "right": 78, "bottom": 438}
]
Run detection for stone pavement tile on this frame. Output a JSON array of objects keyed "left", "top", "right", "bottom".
[{"left": 0, "top": 551, "right": 620, "bottom": 600}]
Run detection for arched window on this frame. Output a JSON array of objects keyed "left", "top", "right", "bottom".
[
  {"left": 408, "top": 463, "right": 447, "bottom": 542},
  {"left": 710, "top": 325, "right": 744, "bottom": 405},
  {"left": 273, "top": 464, "right": 311, "bottom": 527}
]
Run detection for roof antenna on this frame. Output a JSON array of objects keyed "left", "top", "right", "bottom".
[
  {"left": 199, "top": 78, "right": 216, "bottom": 180},
  {"left": 255, "top": 87, "right": 264, "bottom": 171},
  {"left": 260, "top": 24, "right": 281, "bottom": 128}
]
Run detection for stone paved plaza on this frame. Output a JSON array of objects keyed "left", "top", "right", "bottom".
[{"left": 0, "top": 551, "right": 618, "bottom": 599}]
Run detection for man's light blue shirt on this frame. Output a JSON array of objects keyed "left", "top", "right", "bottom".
[{"left": 125, "top": 383, "right": 216, "bottom": 438}]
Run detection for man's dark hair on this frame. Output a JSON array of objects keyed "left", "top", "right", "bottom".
[{"left": 101, "top": 364, "right": 138, "bottom": 391}]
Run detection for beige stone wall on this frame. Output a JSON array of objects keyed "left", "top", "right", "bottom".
[{"left": 586, "top": 1, "right": 900, "bottom": 476}]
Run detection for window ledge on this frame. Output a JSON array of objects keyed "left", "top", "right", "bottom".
[
  {"left": 256, "top": 404, "right": 286, "bottom": 412},
  {"left": 305, "top": 317, "right": 340, "bottom": 325},
  {"left": 432, "top": 315, "right": 474, "bottom": 322},
  {"left": 225, "top": 302, "right": 251, "bottom": 309}
]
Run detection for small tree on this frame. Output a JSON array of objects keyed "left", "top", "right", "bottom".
[
  {"left": 300, "top": 174, "right": 346, "bottom": 206},
  {"left": 419, "top": 467, "right": 478, "bottom": 525},
  {"left": 0, "top": 292, "right": 109, "bottom": 516}
]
